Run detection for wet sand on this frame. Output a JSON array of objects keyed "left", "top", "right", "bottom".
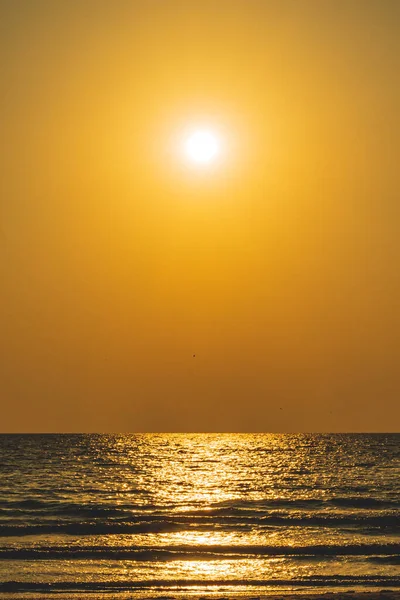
[
  {"left": 193, "top": 594, "right": 400, "bottom": 600},
  {"left": 144, "top": 593, "right": 400, "bottom": 600},
  {"left": 253, "top": 594, "right": 399, "bottom": 599},
  {"left": 0, "top": 589, "right": 400, "bottom": 600}
]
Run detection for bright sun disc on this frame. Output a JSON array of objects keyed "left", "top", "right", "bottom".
[{"left": 185, "top": 130, "right": 220, "bottom": 164}]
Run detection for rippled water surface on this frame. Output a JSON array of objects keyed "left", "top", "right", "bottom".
[{"left": 0, "top": 434, "right": 399, "bottom": 598}]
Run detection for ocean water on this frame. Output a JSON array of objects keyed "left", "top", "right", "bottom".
[{"left": 0, "top": 433, "right": 399, "bottom": 598}]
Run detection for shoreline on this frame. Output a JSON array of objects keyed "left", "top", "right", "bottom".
[{"left": 1, "top": 593, "right": 399, "bottom": 600}]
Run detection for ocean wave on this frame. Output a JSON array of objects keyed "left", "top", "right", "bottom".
[
  {"left": 213, "top": 497, "right": 399, "bottom": 511},
  {"left": 0, "top": 543, "right": 398, "bottom": 560},
  {"left": 0, "top": 499, "right": 165, "bottom": 517},
  {"left": 1, "top": 575, "right": 399, "bottom": 593},
  {"left": 2, "top": 496, "right": 397, "bottom": 514},
  {"left": 1, "top": 511, "right": 398, "bottom": 536},
  {"left": 329, "top": 497, "right": 399, "bottom": 509}
]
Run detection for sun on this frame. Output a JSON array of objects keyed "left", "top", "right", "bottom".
[{"left": 184, "top": 129, "right": 220, "bottom": 164}]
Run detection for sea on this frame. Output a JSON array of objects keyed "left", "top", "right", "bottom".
[{"left": 0, "top": 433, "right": 399, "bottom": 598}]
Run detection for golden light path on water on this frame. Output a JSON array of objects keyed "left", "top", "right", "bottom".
[
  {"left": 0, "top": 434, "right": 398, "bottom": 597},
  {"left": 118, "top": 435, "right": 315, "bottom": 586},
  {"left": 66, "top": 434, "right": 395, "bottom": 591}
]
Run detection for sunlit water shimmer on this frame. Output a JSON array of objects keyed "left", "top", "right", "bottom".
[{"left": 0, "top": 434, "right": 399, "bottom": 598}]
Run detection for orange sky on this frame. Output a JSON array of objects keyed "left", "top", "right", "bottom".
[{"left": 1, "top": 0, "right": 399, "bottom": 432}]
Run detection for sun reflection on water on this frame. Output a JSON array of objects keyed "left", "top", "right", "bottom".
[{"left": 3, "top": 434, "right": 398, "bottom": 595}]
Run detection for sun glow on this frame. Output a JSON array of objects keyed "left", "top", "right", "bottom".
[{"left": 184, "top": 129, "right": 220, "bottom": 164}]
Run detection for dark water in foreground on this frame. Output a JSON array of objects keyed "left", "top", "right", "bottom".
[{"left": 0, "top": 434, "right": 399, "bottom": 598}]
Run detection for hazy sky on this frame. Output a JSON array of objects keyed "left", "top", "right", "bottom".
[{"left": 1, "top": 0, "right": 399, "bottom": 432}]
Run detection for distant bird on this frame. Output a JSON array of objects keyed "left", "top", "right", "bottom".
[{"left": 192, "top": 354, "right": 196, "bottom": 358}]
